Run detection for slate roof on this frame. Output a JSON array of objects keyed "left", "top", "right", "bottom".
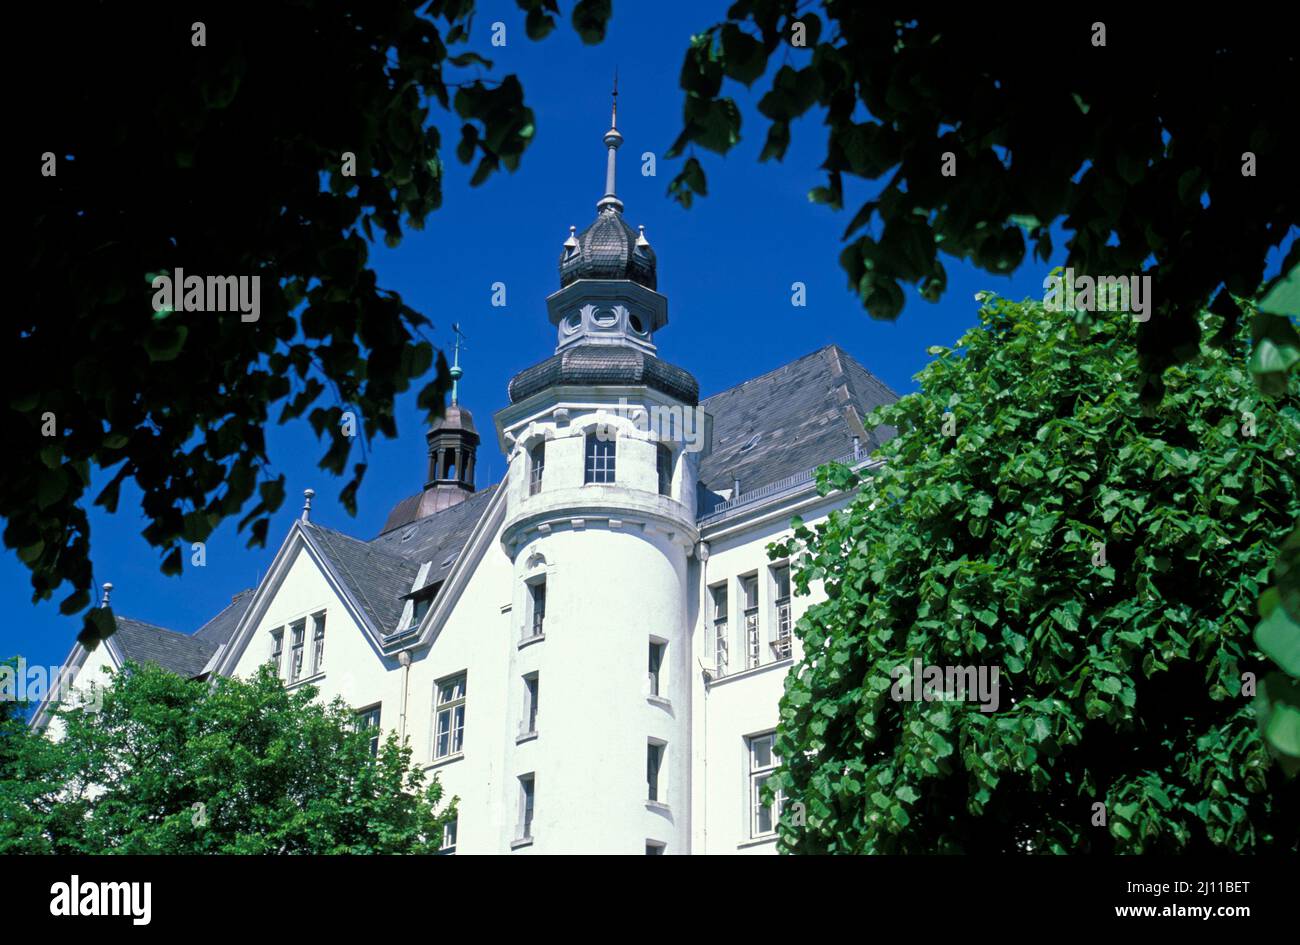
[
  {"left": 508, "top": 345, "right": 698, "bottom": 406},
  {"left": 110, "top": 616, "right": 220, "bottom": 678},
  {"left": 559, "top": 208, "right": 657, "bottom": 290},
  {"left": 697, "top": 344, "right": 898, "bottom": 496},
  {"left": 370, "top": 484, "right": 499, "bottom": 590},
  {"left": 194, "top": 589, "right": 254, "bottom": 645},
  {"left": 303, "top": 521, "right": 420, "bottom": 633}
]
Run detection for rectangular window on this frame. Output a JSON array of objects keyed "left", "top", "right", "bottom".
[
  {"left": 528, "top": 442, "right": 545, "bottom": 496},
  {"left": 584, "top": 431, "right": 616, "bottom": 484},
  {"left": 408, "top": 585, "right": 437, "bottom": 630},
  {"left": 772, "top": 565, "right": 792, "bottom": 661},
  {"left": 270, "top": 628, "right": 284, "bottom": 677},
  {"left": 742, "top": 575, "right": 760, "bottom": 669},
  {"left": 356, "top": 705, "right": 381, "bottom": 758},
  {"left": 647, "top": 742, "right": 664, "bottom": 803},
  {"left": 439, "top": 817, "right": 458, "bottom": 855},
  {"left": 648, "top": 640, "right": 665, "bottom": 697},
  {"left": 748, "top": 732, "right": 784, "bottom": 838},
  {"left": 289, "top": 619, "right": 306, "bottom": 682},
  {"left": 311, "top": 612, "right": 326, "bottom": 674},
  {"left": 518, "top": 774, "right": 536, "bottom": 841},
  {"left": 434, "top": 673, "right": 467, "bottom": 759},
  {"left": 656, "top": 444, "right": 673, "bottom": 496},
  {"left": 711, "top": 584, "right": 728, "bottom": 676},
  {"left": 528, "top": 579, "right": 546, "bottom": 639},
  {"left": 523, "top": 673, "right": 539, "bottom": 735}
]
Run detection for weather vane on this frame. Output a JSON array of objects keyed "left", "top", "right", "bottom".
[{"left": 450, "top": 323, "right": 467, "bottom": 405}]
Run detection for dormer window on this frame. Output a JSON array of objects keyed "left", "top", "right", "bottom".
[{"left": 406, "top": 582, "right": 441, "bottom": 630}]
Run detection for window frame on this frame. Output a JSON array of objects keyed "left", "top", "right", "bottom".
[
  {"left": 518, "top": 773, "right": 536, "bottom": 841},
  {"left": 433, "top": 672, "right": 467, "bottom": 760},
  {"left": 270, "top": 627, "right": 284, "bottom": 677},
  {"left": 528, "top": 441, "right": 545, "bottom": 496},
  {"left": 288, "top": 618, "right": 306, "bottom": 683},
  {"left": 526, "top": 577, "right": 547, "bottom": 640},
  {"left": 648, "top": 639, "right": 666, "bottom": 697},
  {"left": 710, "top": 584, "right": 729, "bottom": 676},
  {"left": 522, "top": 672, "right": 539, "bottom": 736},
  {"left": 741, "top": 574, "right": 761, "bottom": 669},
  {"left": 310, "top": 612, "right": 326, "bottom": 675},
  {"left": 655, "top": 442, "right": 673, "bottom": 497},
  {"left": 355, "top": 704, "right": 382, "bottom": 758},
  {"left": 647, "top": 740, "right": 665, "bottom": 803},
  {"left": 584, "top": 430, "right": 616, "bottom": 484},
  {"left": 748, "top": 732, "right": 784, "bottom": 838}
]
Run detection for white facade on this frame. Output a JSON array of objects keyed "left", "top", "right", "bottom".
[{"left": 36, "top": 118, "right": 895, "bottom": 855}]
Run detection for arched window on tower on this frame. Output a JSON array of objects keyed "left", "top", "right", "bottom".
[
  {"left": 656, "top": 443, "right": 673, "bottom": 497},
  {"left": 584, "top": 430, "right": 616, "bottom": 484},
  {"left": 528, "top": 442, "right": 545, "bottom": 496},
  {"left": 443, "top": 448, "right": 457, "bottom": 481}
]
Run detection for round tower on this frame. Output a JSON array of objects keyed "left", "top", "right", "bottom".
[{"left": 492, "top": 93, "right": 710, "bottom": 854}]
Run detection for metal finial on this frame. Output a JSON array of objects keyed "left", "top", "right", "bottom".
[
  {"left": 100, "top": 582, "right": 113, "bottom": 608},
  {"left": 611, "top": 68, "right": 619, "bottom": 129},
  {"left": 450, "top": 323, "right": 467, "bottom": 405},
  {"left": 302, "top": 488, "right": 315, "bottom": 521},
  {"left": 598, "top": 76, "right": 625, "bottom": 213}
]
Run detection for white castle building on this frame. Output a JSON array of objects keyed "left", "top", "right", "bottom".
[{"left": 35, "top": 109, "right": 897, "bottom": 854}]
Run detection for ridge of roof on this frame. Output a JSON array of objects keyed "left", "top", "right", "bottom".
[
  {"left": 112, "top": 615, "right": 220, "bottom": 678},
  {"left": 696, "top": 343, "right": 897, "bottom": 496},
  {"left": 303, "top": 520, "right": 419, "bottom": 634},
  {"left": 192, "top": 588, "right": 255, "bottom": 645}
]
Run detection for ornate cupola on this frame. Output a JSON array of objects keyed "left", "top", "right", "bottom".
[
  {"left": 418, "top": 325, "right": 478, "bottom": 513},
  {"left": 541, "top": 82, "right": 671, "bottom": 364}
]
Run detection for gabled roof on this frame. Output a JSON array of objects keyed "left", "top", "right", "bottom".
[
  {"left": 371, "top": 484, "right": 499, "bottom": 589},
  {"left": 697, "top": 344, "right": 897, "bottom": 495},
  {"left": 194, "top": 589, "right": 254, "bottom": 645},
  {"left": 109, "top": 616, "right": 220, "bottom": 679},
  {"left": 303, "top": 521, "right": 420, "bottom": 633}
]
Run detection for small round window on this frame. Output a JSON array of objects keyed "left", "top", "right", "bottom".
[
  {"left": 593, "top": 308, "right": 618, "bottom": 327},
  {"left": 629, "top": 314, "right": 645, "bottom": 334},
  {"left": 563, "top": 312, "right": 582, "bottom": 334}
]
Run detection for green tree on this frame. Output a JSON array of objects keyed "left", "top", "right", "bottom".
[
  {"left": 769, "top": 293, "right": 1299, "bottom": 853},
  {"left": 11, "top": 1, "right": 613, "bottom": 646},
  {"left": 0, "top": 662, "right": 454, "bottom": 854},
  {"left": 666, "top": 6, "right": 1299, "bottom": 403}
]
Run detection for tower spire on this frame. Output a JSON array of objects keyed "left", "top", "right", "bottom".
[
  {"left": 450, "top": 323, "right": 466, "bottom": 406},
  {"left": 597, "top": 71, "right": 624, "bottom": 214}
]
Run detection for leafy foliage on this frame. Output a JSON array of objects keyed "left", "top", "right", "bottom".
[
  {"left": 667, "top": 6, "right": 1299, "bottom": 403},
  {"left": 11, "top": 2, "right": 589, "bottom": 644},
  {"left": 769, "top": 294, "right": 1300, "bottom": 852},
  {"left": 0, "top": 662, "right": 454, "bottom": 854}
]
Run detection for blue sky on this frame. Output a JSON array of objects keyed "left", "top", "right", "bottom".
[{"left": 4, "top": 1, "right": 1288, "bottom": 673}]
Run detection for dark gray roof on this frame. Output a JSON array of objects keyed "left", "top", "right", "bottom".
[
  {"left": 304, "top": 521, "right": 420, "bottom": 633},
  {"left": 509, "top": 345, "right": 698, "bottom": 405},
  {"left": 559, "top": 208, "right": 656, "bottom": 290},
  {"left": 697, "top": 344, "right": 898, "bottom": 495},
  {"left": 193, "top": 589, "right": 254, "bottom": 645},
  {"left": 112, "top": 616, "right": 220, "bottom": 678},
  {"left": 372, "top": 484, "right": 499, "bottom": 587}
]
